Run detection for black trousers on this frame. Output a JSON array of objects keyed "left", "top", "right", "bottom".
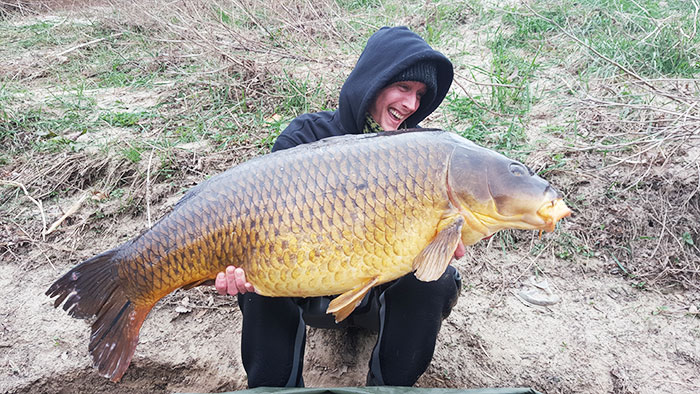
[{"left": 237, "top": 266, "right": 461, "bottom": 388}]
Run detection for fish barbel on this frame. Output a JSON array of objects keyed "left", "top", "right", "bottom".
[{"left": 46, "top": 129, "right": 571, "bottom": 382}]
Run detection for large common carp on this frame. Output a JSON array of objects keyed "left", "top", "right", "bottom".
[{"left": 47, "top": 129, "right": 571, "bottom": 382}]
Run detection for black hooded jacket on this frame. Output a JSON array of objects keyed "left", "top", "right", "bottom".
[{"left": 271, "top": 26, "right": 453, "bottom": 152}]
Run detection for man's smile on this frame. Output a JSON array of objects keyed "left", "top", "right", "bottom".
[{"left": 388, "top": 108, "right": 406, "bottom": 121}]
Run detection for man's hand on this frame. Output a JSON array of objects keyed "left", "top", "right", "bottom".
[
  {"left": 215, "top": 266, "right": 255, "bottom": 296},
  {"left": 454, "top": 240, "right": 466, "bottom": 259}
]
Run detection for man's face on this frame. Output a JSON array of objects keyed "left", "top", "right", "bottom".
[{"left": 369, "top": 81, "right": 427, "bottom": 131}]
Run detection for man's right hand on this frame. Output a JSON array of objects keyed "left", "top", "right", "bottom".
[{"left": 215, "top": 266, "right": 255, "bottom": 296}]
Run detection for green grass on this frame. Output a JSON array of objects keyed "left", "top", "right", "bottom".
[
  {"left": 1, "top": 20, "right": 86, "bottom": 49},
  {"left": 13, "top": 25, "right": 171, "bottom": 89},
  {"left": 445, "top": 29, "right": 540, "bottom": 154},
  {"left": 541, "top": 231, "right": 594, "bottom": 260},
  {"left": 0, "top": 82, "right": 100, "bottom": 152},
  {"left": 335, "top": 0, "right": 382, "bottom": 10},
  {"left": 444, "top": 0, "right": 698, "bottom": 163},
  {"left": 0, "top": 6, "right": 694, "bottom": 166},
  {"left": 121, "top": 146, "right": 142, "bottom": 163},
  {"left": 190, "top": 71, "right": 329, "bottom": 150},
  {"left": 100, "top": 111, "right": 149, "bottom": 128},
  {"left": 417, "top": 2, "right": 476, "bottom": 45},
  {"left": 501, "top": 0, "right": 700, "bottom": 78},
  {"left": 0, "top": 22, "right": 178, "bottom": 156},
  {"left": 274, "top": 71, "right": 330, "bottom": 116},
  {"left": 2, "top": 0, "right": 693, "bottom": 163}
]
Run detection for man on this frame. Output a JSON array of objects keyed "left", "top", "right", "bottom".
[{"left": 216, "top": 26, "right": 463, "bottom": 388}]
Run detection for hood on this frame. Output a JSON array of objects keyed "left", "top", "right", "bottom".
[{"left": 338, "top": 26, "right": 454, "bottom": 134}]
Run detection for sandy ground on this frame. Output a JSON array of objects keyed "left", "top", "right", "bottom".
[{"left": 1, "top": 232, "right": 699, "bottom": 394}]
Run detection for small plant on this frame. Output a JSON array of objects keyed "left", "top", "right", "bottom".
[
  {"left": 100, "top": 112, "right": 144, "bottom": 128},
  {"left": 121, "top": 146, "right": 142, "bottom": 163},
  {"left": 445, "top": 94, "right": 491, "bottom": 144},
  {"left": 538, "top": 153, "right": 567, "bottom": 176},
  {"left": 652, "top": 306, "right": 668, "bottom": 316},
  {"left": 441, "top": 368, "right": 451, "bottom": 380},
  {"left": 681, "top": 232, "right": 694, "bottom": 246},
  {"left": 335, "top": 0, "right": 381, "bottom": 10},
  {"left": 446, "top": 26, "right": 539, "bottom": 155},
  {"left": 257, "top": 131, "right": 281, "bottom": 150},
  {"left": 171, "top": 126, "right": 199, "bottom": 144},
  {"left": 156, "top": 152, "right": 177, "bottom": 181},
  {"left": 215, "top": 7, "right": 233, "bottom": 25},
  {"left": 110, "top": 188, "right": 125, "bottom": 200},
  {"left": 275, "top": 72, "right": 329, "bottom": 116},
  {"left": 33, "top": 136, "right": 77, "bottom": 153},
  {"left": 558, "top": 233, "right": 593, "bottom": 259}
]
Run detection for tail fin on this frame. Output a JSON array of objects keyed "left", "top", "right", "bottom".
[{"left": 46, "top": 248, "right": 152, "bottom": 382}]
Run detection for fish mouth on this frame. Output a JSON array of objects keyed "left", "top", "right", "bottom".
[{"left": 537, "top": 198, "right": 572, "bottom": 232}]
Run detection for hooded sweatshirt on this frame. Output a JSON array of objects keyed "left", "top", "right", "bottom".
[{"left": 271, "top": 26, "right": 453, "bottom": 152}]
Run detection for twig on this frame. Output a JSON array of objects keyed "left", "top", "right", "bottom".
[
  {"left": 0, "top": 180, "right": 47, "bottom": 241},
  {"left": 648, "top": 200, "right": 685, "bottom": 250},
  {"left": 44, "top": 193, "right": 88, "bottom": 236},
  {"left": 1, "top": 244, "right": 19, "bottom": 264},
  {"left": 691, "top": 0, "right": 700, "bottom": 41},
  {"left": 648, "top": 204, "right": 668, "bottom": 263},
  {"left": 458, "top": 72, "right": 524, "bottom": 89},
  {"left": 146, "top": 150, "right": 154, "bottom": 228},
  {"left": 477, "top": 340, "right": 492, "bottom": 360},
  {"left": 231, "top": 0, "right": 276, "bottom": 41},
  {"left": 8, "top": 217, "right": 56, "bottom": 271},
  {"left": 652, "top": 380, "right": 700, "bottom": 390},
  {"left": 628, "top": 0, "right": 654, "bottom": 24},
  {"left": 452, "top": 73, "right": 510, "bottom": 117},
  {"left": 683, "top": 161, "right": 700, "bottom": 206},
  {"left": 579, "top": 97, "right": 700, "bottom": 121},
  {"left": 323, "top": 0, "right": 360, "bottom": 45},
  {"left": 54, "top": 33, "right": 124, "bottom": 58}
]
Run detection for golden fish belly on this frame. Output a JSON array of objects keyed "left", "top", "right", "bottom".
[{"left": 246, "top": 203, "right": 448, "bottom": 297}]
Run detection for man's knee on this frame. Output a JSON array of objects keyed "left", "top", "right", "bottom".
[
  {"left": 441, "top": 265, "right": 461, "bottom": 319},
  {"left": 386, "top": 265, "right": 461, "bottom": 316},
  {"left": 238, "top": 294, "right": 306, "bottom": 388},
  {"left": 368, "top": 266, "right": 462, "bottom": 386}
]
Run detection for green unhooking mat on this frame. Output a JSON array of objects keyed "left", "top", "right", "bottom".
[{"left": 212, "top": 388, "right": 542, "bottom": 394}]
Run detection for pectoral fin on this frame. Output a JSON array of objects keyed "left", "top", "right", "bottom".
[
  {"left": 413, "top": 214, "right": 464, "bottom": 281},
  {"left": 327, "top": 276, "right": 379, "bottom": 322}
]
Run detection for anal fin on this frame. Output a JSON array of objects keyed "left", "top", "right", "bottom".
[{"left": 326, "top": 277, "right": 379, "bottom": 323}]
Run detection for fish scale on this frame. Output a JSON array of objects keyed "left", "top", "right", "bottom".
[
  {"left": 236, "top": 139, "right": 437, "bottom": 296},
  {"left": 46, "top": 129, "right": 571, "bottom": 382}
]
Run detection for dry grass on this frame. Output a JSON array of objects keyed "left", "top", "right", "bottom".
[
  {"left": 1, "top": 0, "right": 46, "bottom": 16},
  {"left": 569, "top": 83, "right": 700, "bottom": 290},
  {"left": 1, "top": 0, "right": 699, "bottom": 290},
  {"left": 493, "top": 3, "right": 700, "bottom": 291}
]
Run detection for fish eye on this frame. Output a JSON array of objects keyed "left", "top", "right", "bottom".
[{"left": 509, "top": 163, "right": 529, "bottom": 176}]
